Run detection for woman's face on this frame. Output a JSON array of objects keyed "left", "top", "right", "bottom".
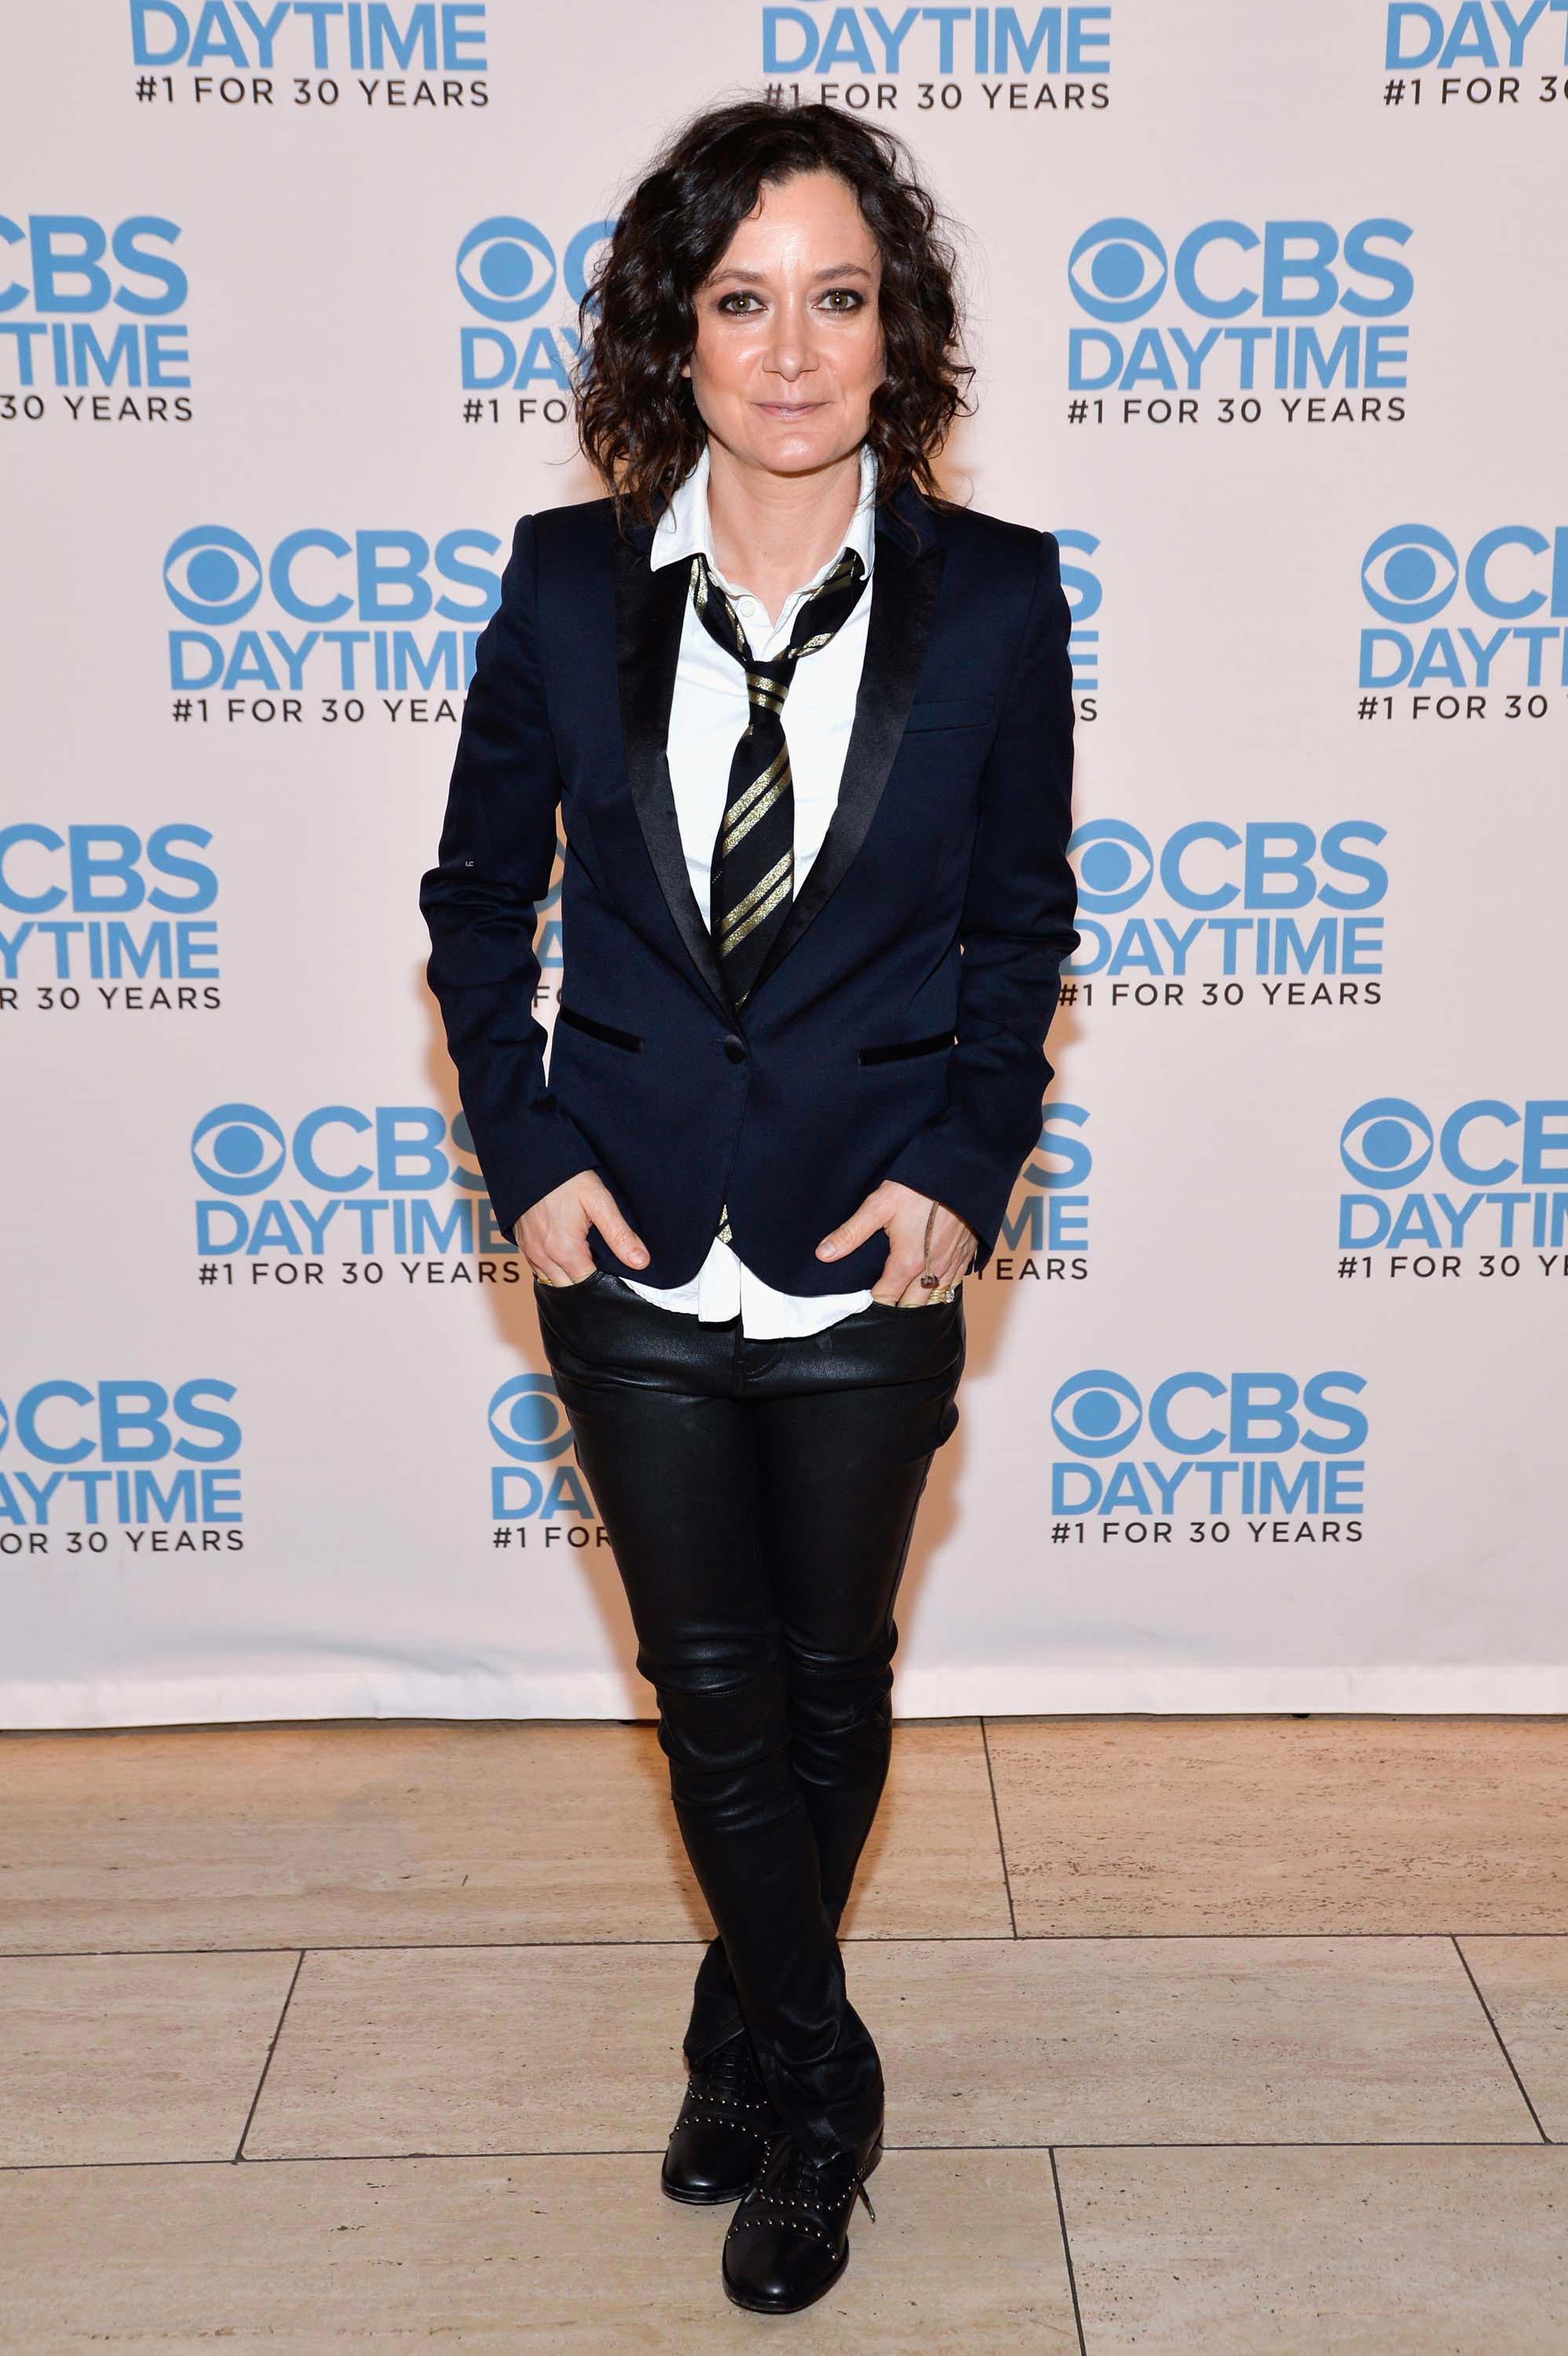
[{"left": 683, "top": 168, "right": 886, "bottom": 478}]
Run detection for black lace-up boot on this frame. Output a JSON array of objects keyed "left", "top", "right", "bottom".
[
  {"left": 721, "top": 2120, "right": 884, "bottom": 2312},
  {"left": 660, "top": 2026, "right": 781, "bottom": 2205}
]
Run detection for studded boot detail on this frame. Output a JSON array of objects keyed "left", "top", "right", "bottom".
[
  {"left": 660, "top": 2026, "right": 781, "bottom": 2205},
  {"left": 721, "top": 2121, "right": 884, "bottom": 2312}
]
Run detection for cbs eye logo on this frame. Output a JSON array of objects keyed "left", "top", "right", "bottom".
[
  {"left": 192, "top": 1105, "right": 287, "bottom": 1195},
  {"left": 1069, "top": 818, "right": 1155, "bottom": 913},
  {"left": 1340, "top": 1099, "right": 1434, "bottom": 1190},
  {"left": 488, "top": 1377, "right": 576, "bottom": 1465},
  {"left": 163, "top": 527, "right": 263, "bottom": 627},
  {"left": 1068, "top": 220, "right": 1168, "bottom": 323},
  {"left": 455, "top": 218, "right": 614, "bottom": 321},
  {"left": 1360, "top": 526, "right": 1458, "bottom": 625},
  {"left": 1051, "top": 1370, "right": 1142, "bottom": 1458}
]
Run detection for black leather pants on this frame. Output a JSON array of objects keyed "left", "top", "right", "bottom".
[{"left": 533, "top": 1268, "right": 966, "bottom": 2163}]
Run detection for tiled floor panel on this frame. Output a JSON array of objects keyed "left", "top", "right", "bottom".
[{"left": 2, "top": 1714, "right": 1561, "bottom": 2351}]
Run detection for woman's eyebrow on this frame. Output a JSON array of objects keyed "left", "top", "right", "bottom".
[{"left": 709, "top": 262, "right": 875, "bottom": 284}]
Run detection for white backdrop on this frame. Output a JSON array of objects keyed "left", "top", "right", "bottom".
[{"left": 3, "top": 0, "right": 1566, "bottom": 1729}]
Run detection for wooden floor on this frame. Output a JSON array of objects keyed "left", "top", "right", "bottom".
[{"left": 2, "top": 1714, "right": 1566, "bottom": 2350}]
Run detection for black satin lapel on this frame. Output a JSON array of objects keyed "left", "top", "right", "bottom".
[
  {"left": 612, "top": 532, "right": 732, "bottom": 1016},
  {"left": 744, "top": 528, "right": 946, "bottom": 1004}
]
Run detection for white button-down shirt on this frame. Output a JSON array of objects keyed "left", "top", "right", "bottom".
[{"left": 619, "top": 437, "right": 878, "bottom": 1337}]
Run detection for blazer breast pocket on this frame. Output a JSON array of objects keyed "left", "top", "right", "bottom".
[
  {"left": 857, "top": 1030, "right": 956, "bottom": 1066},
  {"left": 902, "top": 695, "right": 996, "bottom": 734},
  {"left": 556, "top": 1002, "right": 643, "bottom": 1052}
]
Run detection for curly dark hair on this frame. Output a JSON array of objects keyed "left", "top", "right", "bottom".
[{"left": 572, "top": 95, "right": 976, "bottom": 542}]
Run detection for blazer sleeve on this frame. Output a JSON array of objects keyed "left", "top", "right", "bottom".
[
  {"left": 418, "top": 514, "right": 601, "bottom": 1242},
  {"left": 880, "top": 527, "right": 1079, "bottom": 1275}
]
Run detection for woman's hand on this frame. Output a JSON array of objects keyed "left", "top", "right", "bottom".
[
  {"left": 815, "top": 1180, "right": 977, "bottom": 1305},
  {"left": 515, "top": 1172, "right": 650, "bottom": 1286}
]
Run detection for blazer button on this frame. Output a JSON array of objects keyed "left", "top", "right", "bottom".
[{"left": 722, "top": 1036, "right": 747, "bottom": 1063}]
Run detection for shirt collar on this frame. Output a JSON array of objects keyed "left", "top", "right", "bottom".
[{"left": 650, "top": 437, "right": 879, "bottom": 588}]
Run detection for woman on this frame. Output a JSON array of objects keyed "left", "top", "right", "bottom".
[{"left": 419, "top": 96, "right": 1076, "bottom": 2315}]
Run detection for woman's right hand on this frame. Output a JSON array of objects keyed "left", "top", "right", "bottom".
[{"left": 514, "top": 1171, "right": 650, "bottom": 1286}]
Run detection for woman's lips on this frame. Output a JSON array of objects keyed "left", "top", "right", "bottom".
[{"left": 758, "top": 401, "right": 823, "bottom": 416}]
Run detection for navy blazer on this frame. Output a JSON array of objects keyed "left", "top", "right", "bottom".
[{"left": 418, "top": 471, "right": 1078, "bottom": 1294}]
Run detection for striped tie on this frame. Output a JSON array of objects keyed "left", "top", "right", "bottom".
[{"left": 688, "top": 543, "right": 869, "bottom": 1011}]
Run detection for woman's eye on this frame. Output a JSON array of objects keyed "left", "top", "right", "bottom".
[{"left": 713, "top": 288, "right": 864, "bottom": 315}]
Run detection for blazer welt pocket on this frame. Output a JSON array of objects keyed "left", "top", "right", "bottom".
[
  {"left": 902, "top": 695, "right": 996, "bottom": 734},
  {"left": 857, "top": 1030, "right": 956, "bottom": 1066},
  {"left": 557, "top": 1002, "right": 643, "bottom": 1052}
]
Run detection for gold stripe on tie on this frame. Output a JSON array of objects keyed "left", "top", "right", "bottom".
[
  {"left": 717, "top": 851, "right": 793, "bottom": 942},
  {"left": 722, "top": 749, "right": 788, "bottom": 832},
  {"left": 720, "top": 869, "right": 793, "bottom": 953},
  {"left": 722, "top": 774, "right": 788, "bottom": 855}
]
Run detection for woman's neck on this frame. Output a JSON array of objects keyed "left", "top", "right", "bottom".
[{"left": 704, "top": 440, "right": 864, "bottom": 627}]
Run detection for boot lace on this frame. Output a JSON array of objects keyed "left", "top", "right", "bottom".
[
  {"left": 747, "top": 2131, "right": 877, "bottom": 2227},
  {"left": 685, "top": 2031, "right": 772, "bottom": 2129}
]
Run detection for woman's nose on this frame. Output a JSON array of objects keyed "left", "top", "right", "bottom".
[{"left": 762, "top": 304, "right": 815, "bottom": 373}]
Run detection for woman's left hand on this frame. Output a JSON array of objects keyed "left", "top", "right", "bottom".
[{"left": 815, "top": 1180, "right": 977, "bottom": 1304}]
